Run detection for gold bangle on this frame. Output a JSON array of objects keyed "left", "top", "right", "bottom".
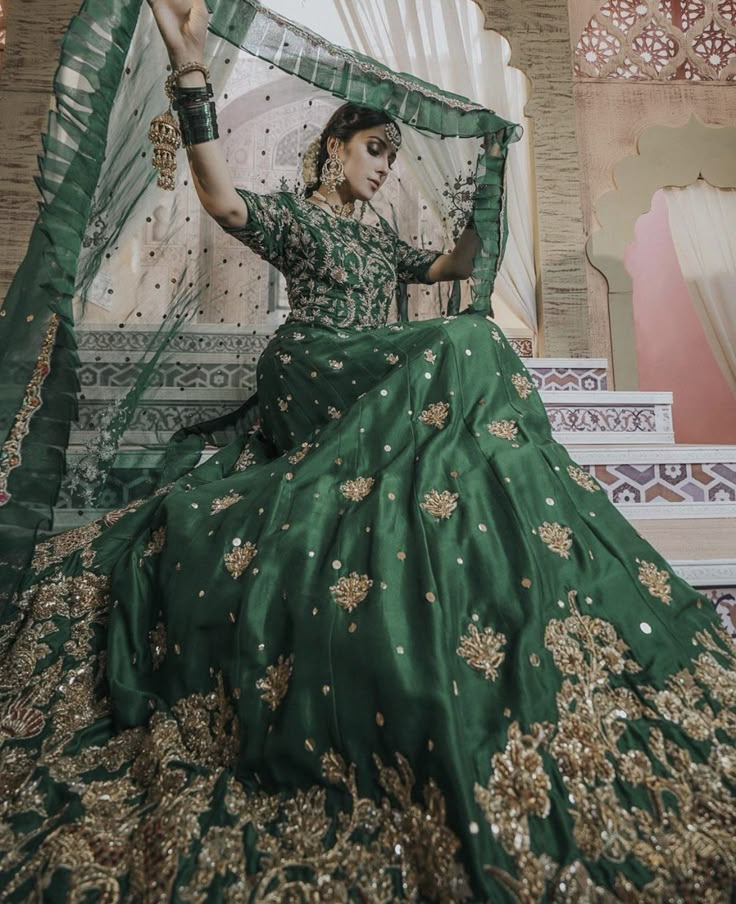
[{"left": 165, "top": 62, "right": 210, "bottom": 100}]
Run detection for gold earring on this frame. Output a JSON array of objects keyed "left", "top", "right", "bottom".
[{"left": 321, "top": 150, "right": 345, "bottom": 194}]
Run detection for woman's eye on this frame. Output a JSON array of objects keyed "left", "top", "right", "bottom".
[{"left": 368, "top": 145, "right": 380, "bottom": 156}]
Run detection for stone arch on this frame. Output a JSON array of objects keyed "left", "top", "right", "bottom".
[{"left": 586, "top": 116, "right": 736, "bottom": 388}]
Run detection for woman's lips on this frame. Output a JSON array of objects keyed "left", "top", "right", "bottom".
[{"left": 368, "top": 178, "right": 379, "bottom": 190}]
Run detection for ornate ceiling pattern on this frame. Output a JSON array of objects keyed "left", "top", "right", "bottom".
[{"left": 574, "top": 0, "right": 736, "bottom": 79}]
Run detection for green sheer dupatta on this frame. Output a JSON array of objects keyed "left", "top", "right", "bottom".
[
  {"left": 0, "top": 2, "right": 145, "bottom": 603},
  {"left": 0, "top": 0, "right": 520, "bottom": 605}
]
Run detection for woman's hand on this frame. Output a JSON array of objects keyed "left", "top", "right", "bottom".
[
  {"left": 147, "top": 0, "right": 209, "bottom": 66},
  {"left": 146, "top": 0, "right": 247, "bottom": 230}
]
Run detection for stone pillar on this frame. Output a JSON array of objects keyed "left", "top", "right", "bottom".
[{"left": 476, "top": 0, "right": 591, "bottom": 357}]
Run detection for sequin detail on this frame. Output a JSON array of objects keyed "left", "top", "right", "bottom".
[
  {"left": 488, "top": 420, "right": 518, "bottom": 442},
  {"left": 340, "top": 477, "right": 375, "bottom": 502},
  {"left": 143, "top": 526, "right": 166, "bottom": 557},
  {"left": 211, "top": 493, "right": 243, "bottom": 514},
  {"left": 256, "top": 653, "right": 294, "bottom": 710},
  {"left": 30, "top": 521, "right": 102, "bottom": 573},
  {"left": 510, "top": 373, "right": 534, "bottom": 399},
  {"left": 288, "top": 442, "right": 313, "bottom": 465},
  {"left": 566, "top": 464, "right": 600, "bottom": 493},
  {"left": 330, "top": 573, "right": 373, "bottom": 613},
  {"left": 420, "top": 489, "right": 459, "bottom": 520},
  {"left": 457, "top": 624, "right": 507, "bottom": 681},
  {"left": 0, "top": 314, "right": 59, "bottom": 506},
  {"left": 223, "top": 542, "right": 258, "bottom": 578},
  {"left": 538, "top": 522, "right": 573, "bottom": 559},
  {"left": 637, "top": 559, "right": 673, "bottom": 605},
  {"left": 419, "top": 401, "right": 450, "bottom": 430}
]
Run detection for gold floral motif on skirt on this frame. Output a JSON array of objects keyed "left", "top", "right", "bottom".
[
  {"left": 210, "top": 493, "right": 243, "bottom": 515},
  {"left": 418, "top": 401, "right": 450, "bottom": 430},
  {"left": 31, "top": 521, "right": 103, "bottom": 573},
  {"left": 475, "top": 591, "right": 736, "bottom": 900},
  {"left": 488, "top": 420, "right": 518, "bottom": 442},
  {"left": 142, "top": 526, "right": 166, "bottom": 557},
  {"left": 538, "top": 522, "right": 573, "bottom": 559},
  {"left": 566, "top": 464, "right": 600, "bottom": 493},
  {"left": 420, "top": 489, "right": 459, "bottom": 520},
  {"left": 339, "top": 477, "right": 375, "bottom": 502},
  {"left": 510, "top": 373, "right": 534, "bottom": 399},
  {"left": 636, "top": 559, "right": 672, "bottom": 604},
  {"left": 223, "top": 542, "right": 257, "bottom": 578},
  {"left": 457, "top": 623, "right": 507, "bottom": 680},
  {"left": 288, "top": 442, "right": 314, "bottom": 465},
  {"left": 233, "top": 447, "right": 255, "bottom": 472},
  {"left": 330, "top": 572, "right": 373, "bottom": 613},
  {"left": 256, "top": 653, "right": 294, "bottom": 710}
]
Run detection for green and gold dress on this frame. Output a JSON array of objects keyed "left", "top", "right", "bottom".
[{"left": 1, "top": 187, "right": 735, "bottom": 902}]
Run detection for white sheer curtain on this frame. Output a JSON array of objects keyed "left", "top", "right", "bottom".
[
  {"left": 335, "top": 0, "right": 537, "bottom": 332},
  {"left": 266, "top": 0, "right": 538, "bottom": 333},
  {"left": 664, "top": 182, "right": 736, "bottom": 396}
]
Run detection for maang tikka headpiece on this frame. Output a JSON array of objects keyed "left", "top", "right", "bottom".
[{"left": 384, "top": 120, "right": 402, "bottom": 152}]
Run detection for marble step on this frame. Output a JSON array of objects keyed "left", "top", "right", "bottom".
[
  {"left": 57, "top": 442, "right": 735, "bottom": 522},
  {"left": 70, "top": 388, "right": 671, "bottom": 447},
  {"left": 572, "top": 446, "right": 736, "bottom": 519},
  {"left": 542, "top": 390, "right": 673, "bottom": 445},
  {"left": 77, "top": 342, "right": 608, "bottom": 394}
]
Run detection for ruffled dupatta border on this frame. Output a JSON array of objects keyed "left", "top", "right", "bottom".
[{"left": 0, "top": 0, "right": 520, "bottom": 606}]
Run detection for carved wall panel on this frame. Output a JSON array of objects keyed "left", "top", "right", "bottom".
[{"left": 575, "top": 0, "right": 736, "bottom": 80}]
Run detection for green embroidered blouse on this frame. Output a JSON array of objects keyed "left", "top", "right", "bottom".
[{"left": 224, "top": 190, "right": 441, "bottom": 330}]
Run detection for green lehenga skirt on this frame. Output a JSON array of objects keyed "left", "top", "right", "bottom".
[{"left": 1, "top": 312, "right": 735, "bottom": 902}]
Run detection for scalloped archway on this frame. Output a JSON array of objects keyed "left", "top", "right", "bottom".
[{"left": 586, "top": 116, "right": 736, "bottom": 388}]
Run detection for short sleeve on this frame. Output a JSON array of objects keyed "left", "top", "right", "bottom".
[
  {"left": 395, "top": 238, "right": 441, "bottom": 284},
  {"left": 221, "top": 190, "right": 293, "bottom": 271}
]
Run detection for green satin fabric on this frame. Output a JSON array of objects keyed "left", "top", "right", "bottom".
[{"left": 1, "top": 204, "right": 735, "bottom": 900}]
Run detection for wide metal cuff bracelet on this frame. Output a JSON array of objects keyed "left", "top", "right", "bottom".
[{"left": 177, "top": 101, "right": 219, "bottom": 147}]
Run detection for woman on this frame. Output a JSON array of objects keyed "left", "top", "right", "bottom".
[{"left": 1, "top": 0, "right": 735, "bottom": 900}]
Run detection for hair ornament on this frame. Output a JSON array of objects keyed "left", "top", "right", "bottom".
[
  {"left": 384, "top": 120, "right": 402, "bottom": 151},
  {"left": 302, "top": 136, "right": 321, "bottom": 186}
]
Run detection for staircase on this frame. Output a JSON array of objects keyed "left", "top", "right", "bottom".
[{"left": 55, "top": 324, "right": 736, "bottom": 640}]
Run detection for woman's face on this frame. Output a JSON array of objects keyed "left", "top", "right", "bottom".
[{"left": 328, "top": 126, "right": 397, "bottom": 202}]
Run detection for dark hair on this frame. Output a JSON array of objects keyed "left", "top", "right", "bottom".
[{"left": 305, "top": 103, "right": 401, "bottom": 196}]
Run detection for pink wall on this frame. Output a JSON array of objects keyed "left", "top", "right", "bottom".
[{"left": 624, "top": 189, "right": 736, "bottom": 444}]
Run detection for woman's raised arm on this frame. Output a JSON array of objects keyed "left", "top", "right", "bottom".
[{"left": 147, "top": 0, "right": 247, "bottom": 228}]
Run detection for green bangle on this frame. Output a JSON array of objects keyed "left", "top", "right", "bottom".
[
  {"left": 178, "top": 101, "right": 219, "bottom": 147},
  {"left": 173, "top": 83, "right": 214, "bottom": 111}
]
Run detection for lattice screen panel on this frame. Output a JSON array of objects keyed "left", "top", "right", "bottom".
[{"left": 575, "top": 0, "right": 736, "bottom": 79}]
